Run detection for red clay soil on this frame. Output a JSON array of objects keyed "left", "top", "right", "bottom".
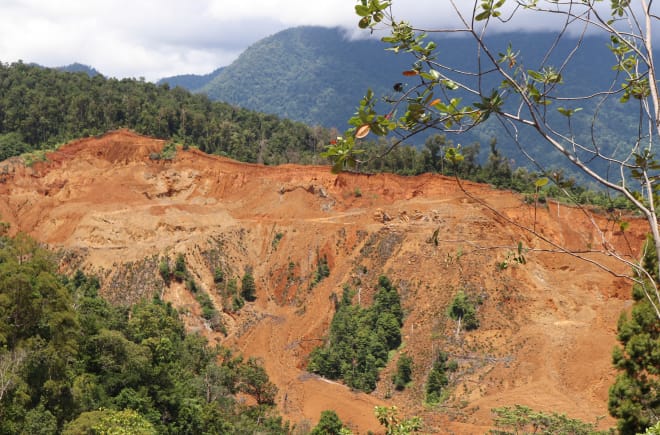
[{"left": 0, "top": 130, "right": 648, "bottom": 433}]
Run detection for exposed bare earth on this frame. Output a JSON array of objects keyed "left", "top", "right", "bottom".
[{"left": 0, "top": 130, "right": 647, "bottom": 433}]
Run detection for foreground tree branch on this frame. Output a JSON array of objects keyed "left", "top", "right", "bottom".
[{"left": 323, "top": 0, "right": 660, "bottom": 321}]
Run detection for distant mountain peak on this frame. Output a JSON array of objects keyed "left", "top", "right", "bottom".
[
  {"left": 157, "top": 67, "right": 225, "bottom": 91},
  {"left": 56, "top": 63, "right": 101, "bottom": 77}
]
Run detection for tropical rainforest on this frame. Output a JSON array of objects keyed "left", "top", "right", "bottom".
[
  {"left": 0, "top": 233, "right": 287, "bottom": 434},
  {"left": 0, "top": 61, "right": 328, "bottom": 165},
  {"left": 308, "top": 276, "right": 404, "bottom": 392}
]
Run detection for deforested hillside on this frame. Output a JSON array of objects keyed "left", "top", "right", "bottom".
[{"left": 0, "top": 130, "right": 647, "bottom": 433}]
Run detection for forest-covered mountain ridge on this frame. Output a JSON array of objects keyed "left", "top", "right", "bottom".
[
  {"left": 0, "top": 129, "right": 647, "bottom": 433},
  {"left": 0, "top": 60, "right": 330, "bottom": 166},
  {"left": 157, "top": 25, "right": 645, "bottom": 176},
  {"left": 55, "top": 62, "right": 101, "bottom": 77},
  {"left": 4, "top": 26, "right": 646, "bottom": 182},
  {"left": 0, "top": 58, "right": 614, "bottom": 190},
  {"left": 186, "top": 26, "right": 623, "bottom": 125},
  {"left": 156, "top": 66, "right": 224, "bottom": 90}
]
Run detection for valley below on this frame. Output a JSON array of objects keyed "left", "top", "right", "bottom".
[{"left": 0, "top": 130, "right": 647, "bottom": 433}]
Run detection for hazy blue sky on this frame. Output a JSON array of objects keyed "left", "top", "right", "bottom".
[{"left": 0, "top": 0, "right": 627, "bottom": 81}]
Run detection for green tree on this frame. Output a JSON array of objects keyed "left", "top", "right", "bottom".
[
  {"left": 0, "top": 348, "right": 26, "bottom": 405},
  {"left": 377, "top": 311, "right": 402, "bottom": 349},
  {"left": 312, "top": 410, "right": 345, "bottom": 435},
  {"left": 393, "top": 353, "right": 413, "bottom": 390},
  {"left": 426, "top": 351, "right": 452, "bottom": 404},
  {"left": 373, "top": 275, "right": 403, "bottom": 325},
  {"left": 422, "top": 134, "right": 447, "bottom": 173},
  {"left": 0, "top": 61, "right": 327, "bottom": 166},
  {"left": 174, "top": 253, "right": 187, "bottom": 282},
  {"left": 64, "top": 408, "right": 156, "bottom": 435},
  {"left": 159, "top": 257, "right": 171, "bottom": 285},
  {"left": 0, "top": 234, "right": 80, "bottom": 426},
  {"left": 239, "top": 357, "right": 278, "bottom": 405},
  {"left": 0, "top": 132, "right": 29, "bottom": 161},
  {"left": 224, "top": 277, "right": 244, "bottom": 311},
  {"left": 0, "top": 233, "right": 79, "bottom": 349},
  {"left": 640, "top": 422, "right": 660, "bottom": 435},
  {"left": 85, "top": 329, "right": 151, "bottom": 395},
  {"left": 195, "top": 291, "right": 224, "bottom": 333},
  {"left": 213, "top": 267, "right": 224, "bottom": 285},
  {"left": 311, "top": 255, "right": 331, "bottom": 288},
  {"left": 609, "top": 237, "right": 660, "bottom": 434},
  {"left": 241, "top": 270, "right": 257, "bottom": 302},
  {"left": 127, "top": 298, "right": 185, "bottom": 344},
  {"left": 447, "top": 290, "right": 479, "bottom": 338},
  {"left": 374, "top": 406, "right": 422, "bottom": 434},
  {"left": 21, "top": 403, "right": 57, "bottom": 435},
  {"left": 480, "top": 138, "right": 512, "bottom": 188}
]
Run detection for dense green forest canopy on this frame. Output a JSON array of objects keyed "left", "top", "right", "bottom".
[
  {"left": 156, "top": 67, "right": 224, "bottom": 92},
  {"left": 0, "top": 61, "right": 330, "bottom": 165},
  {"left": 0, "top": 233, "right": 286, "bottom": 434},
  {"left": 308, "top": 277, "right": 404, "bottom": 392}
]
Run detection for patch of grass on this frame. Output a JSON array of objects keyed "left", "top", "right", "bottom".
[
  {"left": 160, "top": 141, "right": 177, "bottom": 160},
  {"left": 20, "top": 149, "right": 48, "bottom": 166}
]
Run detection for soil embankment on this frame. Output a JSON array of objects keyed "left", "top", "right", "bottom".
[{"left": 0, "top": 130, "right": 645, "bottom": 433}]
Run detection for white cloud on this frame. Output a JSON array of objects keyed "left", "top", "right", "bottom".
[
  {"left": 0, "top": 0, "right": 272, "bottom": 80},
  {"left": 207, "top": 0, "right": 354, "bottom": 27},
  {"left": 0, "top": 0, "right": 656, "bottom": 81}
]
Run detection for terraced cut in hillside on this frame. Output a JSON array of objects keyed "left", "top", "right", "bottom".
[{"left": 0, "top": 130, "right": 647, "bottom": 433}]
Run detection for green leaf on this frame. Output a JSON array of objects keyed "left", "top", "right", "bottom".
[
  {"left": 355, "top": 5, "right": 370, "bottom": 16},
  {"left": 445, "top": 147, "right": 464, "bottom": 165},
  {"left": 475, "top": 10, "right": 491, "bottom": 21},
  {"left": 557, "top": 107, "right": 581, "bottom": 117},
  {"left": 528, "top": 70, "right": 544, "bottom": 81},
  {"left": 535, "top": 177, "right": 549, "bottom": 188},
  {"left": 442, "top": 79, "right": 458, "bottom": 90}
]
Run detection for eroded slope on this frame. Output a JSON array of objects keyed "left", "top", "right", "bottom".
[{"left": 0, "top": 130, "right": 646, "bottom": 433}]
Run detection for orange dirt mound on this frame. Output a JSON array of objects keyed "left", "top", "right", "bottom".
[{"left": 0, "top": 130, "right": 647, "bottom": 433}]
